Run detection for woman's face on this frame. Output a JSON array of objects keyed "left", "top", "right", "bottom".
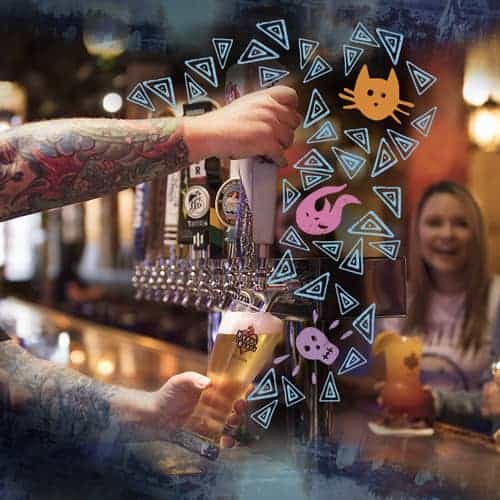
[{"left": 418, "top": 193, "right": 473, "bottom": 279}]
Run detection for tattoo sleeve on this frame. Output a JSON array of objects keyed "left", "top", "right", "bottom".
[
  {"left": 0, "top": 341, "right": 154, "bottom": 453},
  {"left": 0, "top": 117, "right": 188, "bottom": 221}
]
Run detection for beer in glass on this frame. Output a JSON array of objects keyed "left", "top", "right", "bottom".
[{"left": 184, "top": 308, "right": 283, "bottom": 443}]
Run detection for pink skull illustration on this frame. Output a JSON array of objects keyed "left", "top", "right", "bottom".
[
  {"left": 296, "top": 327, "right": 339, "bottom": 365},
  {"left": 295, "top": 184, "right": 361, "bottom": 236}
]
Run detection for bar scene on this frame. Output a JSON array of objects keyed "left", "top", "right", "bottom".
[{"left": 1, "top": 1, "right": 500, "bottom": 498}]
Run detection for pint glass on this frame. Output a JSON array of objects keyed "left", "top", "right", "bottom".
[{"left": 184, "top": 301, "right": 284, "bottom": 443}]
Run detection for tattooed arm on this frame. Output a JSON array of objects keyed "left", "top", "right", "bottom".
[
  {"left": 0, "top": 339, "right": 210, "bottom": 450},
  {"left": 0, "top": 85, "right": 300, "bottom": 222}
]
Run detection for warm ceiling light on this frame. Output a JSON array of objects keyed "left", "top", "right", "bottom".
[
  {"left": 468, "top": 107, "right": 500, "bottom": 152},
  {"left": 96, "top": 358, "right": 116, "bottom": 376},
  {"left": 102, "top": 92, "right": 123, "bottom": 113},
  {"left": 70, "top": 349, "right": 86, "bottom": 365}
]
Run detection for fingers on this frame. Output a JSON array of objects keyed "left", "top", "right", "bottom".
[
  {"left": 265, "top": 85, "right": 299, "bottom": 108},
  {"left": 168, "top": 372, "right": 211, "bottom": 391}
]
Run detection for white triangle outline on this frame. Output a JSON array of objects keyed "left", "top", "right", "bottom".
[
  {"left": 344, "top": 128, "right": 371, "bottom": 154},
  {"left": 350, "top": 22, "right": 379, "bottom": 47},
  {"left": 372, "top": 185, "right": 402, "bottom": 218},
  {"left": 212, "top": 38, "right": 233, "bottom": 69},
  {"left": 256, "top": 19, "right": 290, "bottom": 50},
  {"left": 127, "top": 83, "right": 155, "bottom": 112},
  {"left": 143, "top": 77, "right": 176, "bottom": 107},
  {"left": 339, "top": 238, "right": 364, "bottom": 276},
  {"left": 306, "top": 121, "right": 338, "bottom": 144},
  {"left": 387, "top": 129, "right": 420, "bottom": 160},
  {"left": 319, "top": 371, "right": 341, "bottom": 403},
  {"left": 352, "top": 303, "right": 376, "bottom": 344},
  {"left": 248, "top": 368, "right": 279, "bottom": 401},
  {"left": 237, "top": 38, "right": 280, "bottom": 64},
  {"left": 301, "top": 169, "right": 332, "bottom": 191},
  {"left": 185, "top": 57, "right": 219, "bottom": 88},
  {"left": 299, "top": 38, "right": 320, "bottom": 70},
  {"left": 343, "top": 44, "right": 364, "bottom": 76},
  {"left": 184, "top": 73, "right": 208, "bottom": 103},
  {"left": 281, "top": 376, "right": 306, "bottom": 407},
  {"left": 258, "top": 65, "right": 290, "bottom": 87},
  {"left": 337, "top": 347, "right": 368, "bottom": 375},
  {"left": 303, "top": 55, "right": 333, "bottom": 84},
  {"left": 411, "top": 106, "right": 438, "bottom": 137},
  {"left": 334, "top": 283, "right": 360, "bottom": 315},
  {"left": 406, "top": 61, "right": 437, "bottom": 95},
  {"left": 293, "top": 272, "right": 331, "bottom": 302},
  {"left": 348, "top": 210, "right": 395, "bottom": 238},
  {"left": 368, "top": 239, "right": 401, "bottom": 260},
  {"left": 332, "top": 147, "right": 366, "bottom": 180},
  {"left": 279, "top": 225, "right": 310, "bottom": 252},
  {"left": 376, "top": 28, "right": 404, "bottom": 65},
  {"left": 371, "top": 137, "right": 398, "bottom": 178},
  {"left": 294, "top": 148, "right": 334, "bottom": 172},
  {"left": 267, "top": 249, "right": 298, "bottom": 285},
  {"left": 282, "top": 179, "right": 301, "bottom": 213},
  {"left": 250, "top": 399, "right": 278, "bottom": 429},
  {"left": 312, "top": 240, "right": 344, "bottom": 262},
  {"left": 304, "top": 88, "right": 331, "bottom": 128}
]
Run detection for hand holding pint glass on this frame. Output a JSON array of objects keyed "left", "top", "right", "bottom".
[{"left": 183, "top": 302, "right": 283, "bottom": 454}]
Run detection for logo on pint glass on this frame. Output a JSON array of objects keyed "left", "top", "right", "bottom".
[{"left": 235, "top": 325, "right": 258, "bottom": 354}]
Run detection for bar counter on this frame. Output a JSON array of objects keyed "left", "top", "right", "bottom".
[{"left": 1, "top": 298, "right": 500, "bottom": 499}]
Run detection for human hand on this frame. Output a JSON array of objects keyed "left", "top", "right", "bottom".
[
  {"left": 152, "top": 371, "right": 246, "bottom": 447},
  {"left": 481, "top": 380, "right": 500, "bottom": 418},
  {"left": 183, "top": 86, "right": 301, "bottom": 167}
]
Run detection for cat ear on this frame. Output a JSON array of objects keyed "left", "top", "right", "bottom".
[
  {"left": 388, "top": 68, "right": 399, "bottom": 90},
  {"left": 357, "top": 64, "right": 370, "bottom": 83}
]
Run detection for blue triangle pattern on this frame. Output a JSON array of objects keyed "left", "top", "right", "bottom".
[
  {"left": 257, "top": 19, "right": 290, "bottom": 50},
  {"left": 301, "top": 170, "right": 332, "bottom": 191},
  {"left": 212, "top": 38, "right": 233, "bottom": 69},
  {"left": 348, "top": 210, "right": 394, "bottom": 238},
  {"left": 334, "top": 283, "right": 360, "bottom": 315},
  {"left": 406, "top": 61, "right": 437, "bottom": 95},
  {"left": 343, "top": 44, "right": 364, "bottom": 76},
  {"left": 185, "top": 57, "right": 218, "bottom": 87},
  {"left": 376, "top": 28, "right": 404, "bottom": 65},
  {"left": 282, "top": 179, "right": 301, "bottom": 213},
  {"left": 344, "top": 128, "right": 370, "bottom": 154},
  {"left": 267, "top": 250, "right": 298, "bottom": 285},
  {"left": 143, "top": 77, "right": 176, "bottom": 107},
  {"left": 411, "top": 106, "right": 438, "bottom": 137},
  {"left": 304, "top": 88, "right": 331, "bottom": 128},
  {"left": 303, "top": 55, "right": 333, "bottom": 84},
  {"left": 371, "top": 137, "right": 398, "bottom": 178},
  {"left": 307, "top": 121, "right": 338, "bottom": 144},
  {"left": 387, "top": 129, "right": 420, "bottom": 160},
  {"left": 127, "top": 83, "right": 155, "bottom": 112},
  {"left": 319, "top": 371, "right": 341, "bottom": 403},
  {"left": 339, "top": 238, "right": 364, "bottom": 276},
  {"left": 369, "top": 240, "right": 401, "bottom": 260},
  {"left": 248, "top": 368, "right": 278, "bottom": 401},
  {"left": 294, "top": 148, "right": 334, "bottom": 172},
  {"left": 294, "top": 272, "right": 330, "bottom": 302},
  {"left": 372, "top": 186, "right": 402, "bottom": 218},
  {"left": 279, "top": 226, "right": 310, "bottom": 252},
  {"left": 299, "top": 38, "right": 319, "bottom": 70},
  {"left": 237, "top": 39, "right": 280, "bottom": 64},
  {"left": 184, "top": 73, "right": 208, "bottom": 103},
  {"left": 337, "top": 347, "right": 368, "bottom": 375},
  {"left": 352, "top": 303, "right": 376, "bottom": 344},
  {"left": 250, "top": 399, "right": 278, "bottom": 430},
  {"left": 350, "top": 22, "right": 379, "bottom": 47},
  {"left": 258, "top": 66, "right": 290, "bottom": 87},
  {"left": 312, "top": 240, "right": 343, "bottom": 261},
  {"left": 282, "top": 376, "right": 306, "bottom": 407},
  {"left": 332, "top": 147, "right": 366, "bottom": 180}
]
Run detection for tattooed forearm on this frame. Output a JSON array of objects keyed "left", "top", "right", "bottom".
[
  {"left": 0, "top": 117, "right": 188, "bottom": 221},
  {"left": 0, "top": 341, "right": 155, "bottom": 451}
]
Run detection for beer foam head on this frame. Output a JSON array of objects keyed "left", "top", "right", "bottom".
[{"left": 218, "top": 311, "right": 283, "bottom": 336}]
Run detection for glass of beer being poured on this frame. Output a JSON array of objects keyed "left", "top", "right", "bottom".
[{"left": 184, "top": 300, "right": 284, "bottom": 445}]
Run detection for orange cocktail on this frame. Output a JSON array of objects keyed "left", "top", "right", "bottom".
[{"left": 373, "top": 331, "right": 426, "bottom": 418}]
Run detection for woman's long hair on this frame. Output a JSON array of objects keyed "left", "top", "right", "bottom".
[{"left": 405, "top": 181, "right": 491, "bottom": 353}]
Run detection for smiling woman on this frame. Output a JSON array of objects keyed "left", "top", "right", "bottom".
[{"left": 376, "top": 180, "right": 500, "bottom": 431}]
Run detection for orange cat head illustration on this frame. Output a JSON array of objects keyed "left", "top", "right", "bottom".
[{"left": 339, "top": 65, "right": 414, "bottom": 124}]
